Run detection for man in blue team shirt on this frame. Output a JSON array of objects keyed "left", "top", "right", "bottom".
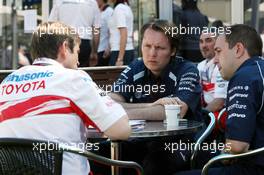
[
  {"left": 108, "top": 19, "right": 202, "bottom": 175},
  {"left": 109, "top": 19, "right": 202, "bottom": 121},
  {"left": 177, "top": 24, "right": 264, "bottom": 175}
]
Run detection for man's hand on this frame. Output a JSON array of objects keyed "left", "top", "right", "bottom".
[
  {"left": 221, "top": 158, "right": 237, "bottom": 165},
  {"left": 220, "top": 149, "right": 237, "bottom": 165},
  {"left": 220, "top": 139, "right": 250, "bottom": 165},
  {"left": 153, "top": 97, "right": 181, "bottom": 105},
  {"left": 89, "top": 52, "right": 98, "bottom": 66},
  {"left": 103, "top": 48, "right": 111, "bottom": 59},
  {"left": 153, "top": 97, "right": 188, "bottom": 118},
  {"left": 115, "top": 58, "right": 124, "bottom": 66}
]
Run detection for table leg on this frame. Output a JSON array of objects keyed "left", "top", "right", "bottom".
[{"left": 111, "top": 141, "right": 120, "bottom": 175}]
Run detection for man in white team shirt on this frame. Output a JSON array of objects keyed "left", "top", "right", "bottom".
[
  {"left": 0, "top": 22, "right": 131, "bottom": 175},
  {"left": 198, "top": 31, "right": 228, "bottom": 113}
]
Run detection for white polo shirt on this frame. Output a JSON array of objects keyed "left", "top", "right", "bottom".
[
  {"left": 0, "top": 58, "right": 126, "bottom": 175},
  {"left": 98, "top": 5, "right": 113, "bottom": 52},
  {"left": 49, "top": 0, "right": 101, "bottom": 40},
  {"left": 108, "top": 3, "right": 134, "bottom": 51},
  {"left": 197, "top": 58, "right": 228, "bottom": 104}
]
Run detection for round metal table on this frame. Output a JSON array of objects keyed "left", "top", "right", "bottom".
[
  {"left": 111, "top": 120, "right": 204, "bottom": 175},
  {"left": 130, "top": 120, "right": 204, "bottom": 138}
]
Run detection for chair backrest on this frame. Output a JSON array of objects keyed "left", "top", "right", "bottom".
[
  {"left": 0, "top": 138, "right": 144, "bottom": 175},
  {"left": 217, "top": 107, "right": 227, "bottom": 133},
  {"left": 59, "top": 144, "right": 144, "bottom": 175},
  {"left": 0, "top": 138, "right": 63, "bottom": 175},
  {"left": 190, "top": 110, "right": 216, "bottom": 169},
  {"left": 201, "top": 146, "right": 264, "bottom": 175}
]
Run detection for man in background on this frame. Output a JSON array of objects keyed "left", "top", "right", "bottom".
[{"left": 49, "top": 0, "right": 101, "bottom": 67}]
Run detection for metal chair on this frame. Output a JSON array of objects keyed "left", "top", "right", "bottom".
[
  {"left": 217, "top": 108, "right": 226, "bottom": 133},
  {"left": 0, "top": 138, "right": 144, "bottom": 175},
  {"left": 190, "top": 110, "right": 216, "bottom": 169},
  {"left": 201, "top": 146, "right": 264, "bottom": 175}
]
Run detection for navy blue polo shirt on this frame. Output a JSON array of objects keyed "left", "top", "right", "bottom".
[
  {"left": 112, "top": 57, "right": 202, "bottom": 120},
  {"left": 225, "top": 56, "right": 264, "bottom": 167}
]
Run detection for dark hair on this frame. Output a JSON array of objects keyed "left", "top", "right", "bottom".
[
  {"left": 141, "top": 19, "right": 180, "bottom": 55},
  {"left": 103, "top": 0, "right": 108, "bottom": 3},
  {"left": 30, "top": 22, "right": 80, "bottom": 60},
  {"left": 211, "top": 20, "right": 224, "bottom": 28},
  {"left": 181, "top": 0, "right": 198, "bottom": 10},
  {"left": 225, "top": 24, "right": 262, "bottom": 57},
  {"left": 114, "top": 0, "right": 129, "bottom": 7}
]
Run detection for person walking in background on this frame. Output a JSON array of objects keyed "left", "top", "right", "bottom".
[
  {"left": 49, "top": 0, "right": 101, "bottom": 67},
  {"left": 108, "top": 0, "right": 134, "bottom": 66},
  {"left": 96, "top": 0, "right": 113, "bottom": 66},
  {"left": 18, "top": 45, "right": 31, "bottom": 67},
  {"left": 180, "top": 0, "right": 209, "bottom": 63}
]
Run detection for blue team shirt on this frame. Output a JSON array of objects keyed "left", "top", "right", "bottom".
[
  {"left": 225, "top": 56, "right": 264, "bottom": 167},
  {"left": 112, "top": 57, "right": 202, "bottom": 120}
]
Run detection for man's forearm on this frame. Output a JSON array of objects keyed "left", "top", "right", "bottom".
[
  {"left": 225, "top": 139, "right": 250, "bottom": 154},
  {"left": 92, "top": 28, "right": 100, "bottom": 54},
  {"left": 118, "top": 101, "right": 152, "bottom": 109},
  {"left": 126, "top": 105, "right": 165, "bottom": 120},
  {"left": 206, "top": 98, "right": 225, "bottom": 112}
]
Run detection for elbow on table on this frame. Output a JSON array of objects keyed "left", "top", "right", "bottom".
[{"left": 104, "top": 115, "right": 131, "bottom": 140}]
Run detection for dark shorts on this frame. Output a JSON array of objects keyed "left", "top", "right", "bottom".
[
  {"left": 109, "top": 50, "right": 134, "bottom": 66},
  {"left": 97, "top": 51, "right": 110, "bottom": 66}
]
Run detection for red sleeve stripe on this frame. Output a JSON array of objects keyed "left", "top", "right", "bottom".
[
  {"left": 37, "top": 107, "right": 75, "bottom": 115},
  {"left": 0, "top": 95, "right": 100, "bottom": 131},
  {"left": 202, "top": 83, "right": 215, "bottom": 92}
]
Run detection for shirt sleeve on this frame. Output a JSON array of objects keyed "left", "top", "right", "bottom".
[
  {"left": 92, "top": 2, "right": 101, "bottom": 28},
  {"left": 114, "top": 6, "right": 127, "bottom": 28},
  {"left": 225, "top": 74, "right": 258, "bottom": 143},
  {"left": 112, "top": 66, "right": 134, "bottom": 102},
  {"left": 70, "top": 71, "right": 127, "bottom": 132},
  {"left": 214, "top": 69, "right": 228, "bottom": 99},
  {"left": 176, "top": 65, "right": 202, "bottom": 114}
]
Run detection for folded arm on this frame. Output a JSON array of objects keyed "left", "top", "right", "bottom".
[
  {"left": 205, "top": 98, "right": 225, "bottom": 112},
  {"left": 109, "top": 93, "right": 188, "bottom": 120}
]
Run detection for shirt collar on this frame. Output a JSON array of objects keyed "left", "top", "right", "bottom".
[
  {"left": 145, "top": 61, "right": 173, "bottom": 84},
  {"left": 33, "top": 57, "right": 64, "bottom": 67},
  {"left": 236, "top": 56, "right": 263, "bottom": 72}
]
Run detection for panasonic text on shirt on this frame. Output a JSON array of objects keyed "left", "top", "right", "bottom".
[{"left": 3, "top": 71, "right": 54, "bottom": 83}]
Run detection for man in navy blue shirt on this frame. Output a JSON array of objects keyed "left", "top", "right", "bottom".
[
  {"left": 107, "top": 19, "right": 202, "bottom": 175},
  {"left": 177, "top": 24, "right": 264, "bottom": 175},
  {"left": 109, "top": 20, "right": 202, "bottom": 121}
]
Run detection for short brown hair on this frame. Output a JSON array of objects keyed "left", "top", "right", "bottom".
[
  {"left": 30, "top": 22, "right": 81, "bottom": 60},
  {"left": 141, "top": 19, "right": 180, "bottom": 56},
  {"left": 225, "top": 24, "right": 262, "bottom": 57}
]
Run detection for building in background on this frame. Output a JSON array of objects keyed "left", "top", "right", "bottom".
[{"left": 0, "top": 0, "right": 262, "bottom": 69}]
